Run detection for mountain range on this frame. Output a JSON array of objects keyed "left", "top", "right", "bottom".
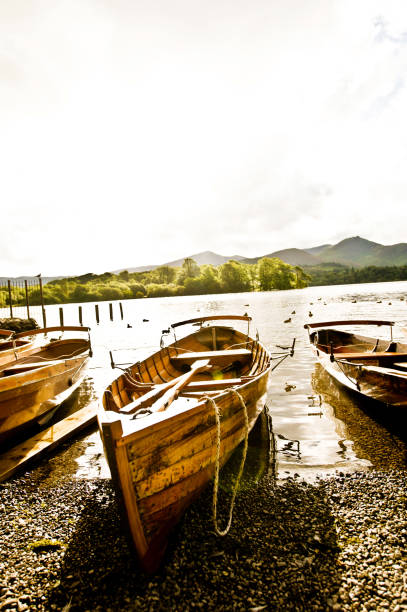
[
  {"left": 3, "top": 237, "right": 407, "bottom": 283},
  {"left": 114, "top": 236, "right": 407, "bottom": 273}
]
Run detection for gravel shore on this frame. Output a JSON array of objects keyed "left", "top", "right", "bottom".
[{"left": 1, "top": 462, "right": 407, "bottom": 611}]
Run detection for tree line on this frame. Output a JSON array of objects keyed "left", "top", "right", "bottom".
[
  {"left": 3, "top": 259, "right": 405, "bottom": 307},
  {"left": 1, "top": 258, "right": 310, "bottom": 306},
  {"left": 303, "top": 263, "right": 407, "bottom": 286}
]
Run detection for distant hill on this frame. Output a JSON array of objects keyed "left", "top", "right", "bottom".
[
  {"left": 304, "top": 244, "right": 332, "bottom": 256},
  {"left": 316, "top": 236, "right": 381, "bottom": 266},
  {"left": 241, "top": 248, "right": 319, "bottom": 266},
  {"left": 113, "top": 251, "right": 246, "bottom": 273},
  {"left": 112, "top": 237, "right": 407, "bottom": 273},
  {"left": 5, "top": 237, "right": 407, "bottom": 282},
  {"left": 262, "top": 248, "right": 319, "bottom": 266}
]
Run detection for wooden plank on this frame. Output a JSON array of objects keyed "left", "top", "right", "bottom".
[
  {"left": 132, "top": 412, "right": 251, "bottom": 497},
  {"left": 171, "top": 349, "right": 251, "bottom": 365},
  {"left": 0, "top": 402, "right": 98, "bottom": 482},
  {"left": 184, "top": 378, "right": 242, "bottom": 390},
  {"left": 304, "top": 320, "right": 394, "bottom": 329},
  {"left": 2, "top": 360, "right": 63, "bottom": 375},
  {"left": 393, "top": 362, "right": 407, "bottom": 370},
  {"left": 335, "top": 352, "right": 407, "bottom": 360}
]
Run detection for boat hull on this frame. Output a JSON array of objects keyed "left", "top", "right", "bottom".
[
  {"left": 0, "top": 334, "right": 90, "bottom": 445},
  {"left": 0, "top": 357, "right": 88, "bottom": 444},
  {"left": 306, "top": 322, "right": 407, "bottom": 409},
  {"left": 98, "top": 319, "right": 271, "bottom": 572}
]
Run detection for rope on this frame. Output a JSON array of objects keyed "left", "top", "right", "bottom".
[{"left": 203, "top": 388, "right": 249, "bottom": 537}]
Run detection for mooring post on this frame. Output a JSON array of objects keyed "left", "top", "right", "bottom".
[
  {"left": 38, "top": 276, "right": 46, "bottom": 328},
  {"left": 7, "top": 280, "right": 13, "bottom": 318},
  {"left": 95, "top": 304, "right": 100, "bottom": 325},
  {"left": 78, "top": 305, "right": 83, "bottom": 326},
  {"left": 119, "top": 302, "right": 123, "bottom": 320},
  {"left": 24, "top": 280, "right": 30, "bottom": 319},
  {"left": 109, "top": 303, "right": 113, "bottom": 321},
  {"left": 59, "top": 307, "right": 64, "bottom": 326}
]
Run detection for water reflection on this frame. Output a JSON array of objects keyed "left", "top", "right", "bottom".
[{"left": 312, "top": 363, "right": 407, "bottom": 470}]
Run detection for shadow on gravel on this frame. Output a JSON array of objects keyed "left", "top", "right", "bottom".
[{"left": 46, "top": 473, "right": 341, "bottom": 611}]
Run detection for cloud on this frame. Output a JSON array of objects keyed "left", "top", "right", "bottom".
[{"left": 1, "top": 0, "right": 407, "bottom": 275}]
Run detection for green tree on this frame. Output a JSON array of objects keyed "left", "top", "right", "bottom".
[
  {"left": 294, "top": 266, "right": 311, "bottom": 288},
  {"left": 182, "top": 258, "right": 200, "bottom": 277},
  {"left": 258, "top": 257, "right": 296, "bottom": 291},
  {"left": 156, "top": 266, "right": 176, "bottom": 284},
  {"left": 219, "top": 260, "right": 251, "bottom": 293}
]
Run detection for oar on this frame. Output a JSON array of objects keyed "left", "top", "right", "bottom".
[
  {"left": 120, "top": 359, "right": 210, "bottom": 415},
  {"left": 150, "top": 359, "right": 210, "bottom": 413},
  {"left": 119, "top": 378, "right": 179, "bottom": 414}
]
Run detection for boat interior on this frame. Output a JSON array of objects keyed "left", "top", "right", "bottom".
[
  {"left": 311, "top": 327, "right": 407, "bottom": 374},
  {"left": 0, "top": 338, "right": 90, "bottom": 378},
  {"left": 104, "top": 324, "right": 270, "bottom": 414},
  {"left": 0, "top": 339, "right": 32, "bottom": 351}
]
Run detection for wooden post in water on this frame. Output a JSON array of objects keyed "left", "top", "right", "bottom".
[
  {"left": 59, "top": 307, "right": 64, "bottom": 326},
  {"left": 24, "top": 280, "right": 30, "bottom": 319},
  {"left": 119, "top": 302, "right": 123, "bottom": 320},
  {"left": 38, "top": 276, "right": 46, "bottom": 328},
  {"left": 95, "top": 304, "right": 100, "bottom": 325},
  {"left": 109, "top": 303, "right": 113, "bottom": 321},
  {"left": 7, "top": 280, "right": 13, "bottom": 318},
  {"left": 78, "top": 306, "right": 83, "bottom": 326}
]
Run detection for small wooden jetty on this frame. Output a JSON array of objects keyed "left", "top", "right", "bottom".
[{"left": 0, "top": 402, "right": 98, "bottom": 482}]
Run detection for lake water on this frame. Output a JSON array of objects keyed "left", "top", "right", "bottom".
[{"left": 12, "top": 280, "right": 407, "bottom": 481}]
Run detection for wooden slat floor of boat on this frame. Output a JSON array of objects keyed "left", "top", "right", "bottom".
[
  {"left": 0, "top": 402, "right": 98, "bottom": 482},
  {"left": 393, "top": 362, "right": 407, "bottom": 370}
]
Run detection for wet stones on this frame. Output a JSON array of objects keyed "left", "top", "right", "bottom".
[{"left": 1, "top": 469, "right": 407, "bottom": 610}]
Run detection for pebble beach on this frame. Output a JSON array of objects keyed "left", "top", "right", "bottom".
[{"left": 1, "top": 441, "right": 407, "bottom": 611}]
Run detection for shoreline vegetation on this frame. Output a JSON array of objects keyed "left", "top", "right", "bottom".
[{"left": 3, "top": 257, "right": 407, "bottom": 307}]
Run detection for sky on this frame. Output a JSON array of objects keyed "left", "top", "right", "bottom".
[{"left": 1, "top": 0, "right": 407, "bottom": 276}]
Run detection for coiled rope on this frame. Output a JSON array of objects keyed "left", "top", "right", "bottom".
[{"left": 203, "top": 388, "right": 249, "bottom": 537}]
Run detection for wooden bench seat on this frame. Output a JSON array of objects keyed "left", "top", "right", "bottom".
[
  {"left": 170, "top": 349, "right": 251, "bottom": 366},
  {"left": 182, "top": 378, "right": 242, "bottom": 391},
  {"left": 334, "top": 352, "right": 407, "bottom": 360}
]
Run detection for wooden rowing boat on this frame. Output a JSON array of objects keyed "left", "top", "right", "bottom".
[
  {"left": 0, "top": 326, "right": 92, "bottom": 445},
  {"left": 0, "top": 328, "right": 36, "bottom": 367},
  {"left": 98, "top": 314, "right": 271, "bottom": 573},
  {"left": 304, "top": 319, "right": 407, "bottom": 408}
]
